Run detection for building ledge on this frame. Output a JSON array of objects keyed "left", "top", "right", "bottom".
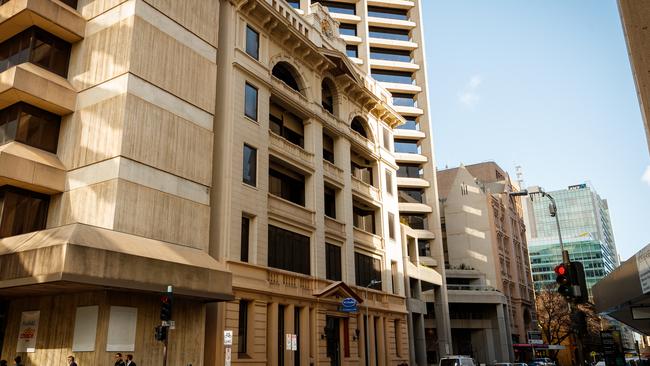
[
  {"left": 405, "top": 260, "right": 442, "bottom": 286},
  {"left": 394, "top": 152, "right": 427, "bottom": 163},
  {"left": 396, "top": 177, "right": 429, "bottom": 188},
  {"left": 0, "top": 63, "right": 76, "bottom": 114},
  {"left": 0, "top": 141, "right": 65, "bottom": 194},
  {"left": 399, "top": 202, "right": 432, "bottom": 213},
  {"left": 0, "top": 224, "right": 233, "bottom": 301},
  {"left": 367, "top": 16, "right": 416, "bottom": 29},
  {"left": 0, "top": 0, "right": 85, "bottom": 43},
  {"left": 366, "top": 0, "right": 415, "bottom": 10},
  {"left": 368, "top": 37, "right": 418, "bottom": 50},
  {"left": 369, "top": 59, "right": 420, "bottom": 72}
]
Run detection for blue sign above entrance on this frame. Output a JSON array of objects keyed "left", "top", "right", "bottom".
[{"left": 340, "top": 297, "right": 358, "bottom": 312}]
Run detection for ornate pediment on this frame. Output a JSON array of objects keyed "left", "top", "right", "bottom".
[{"left": 313, "top": 281, "right": 364, "bottom": 304}]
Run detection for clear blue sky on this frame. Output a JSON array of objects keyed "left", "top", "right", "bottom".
[{"left": 422, "top": 1, "right": 650, "bottom": 261}]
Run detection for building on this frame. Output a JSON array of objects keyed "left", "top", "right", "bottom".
[
  {"left": 437, "top": 162, "right": 537, "bottom": 363},
  {"left": 618, "top": 0, "right": 650, "bottom": 155},
  {"left": 0, "top": 0, "right": 234, "bottom": 364},
  {"left": 290, "top": 0, "right": 452, "bottom": 364},
  {"left": 524, "top": 183, "right": 619, "bottom": 296}
]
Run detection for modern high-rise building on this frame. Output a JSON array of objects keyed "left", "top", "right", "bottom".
[
  {"left": 524, "top": 183, "right": 619, "bottom": 296},
  {"left": 292, "top": 1, "right": 452, "bottom": 363},
  {"left": 437, "top": 162, "right": 537, "bottom": 362}
]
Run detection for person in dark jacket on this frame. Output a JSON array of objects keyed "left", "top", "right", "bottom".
[
  {"left": 125, "top": 354, "right": 136, "bottom": 366},
  {"left": 67, "top": 355, "right": 77, "bottom": 366},
  {"left": 113, "top": 353, "right": 125, "bottom": 366},
  {"left": 13, "top": 356, "right": 23, "bottom": 366}
]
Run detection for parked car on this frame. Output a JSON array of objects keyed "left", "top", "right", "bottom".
[
  {"left": 513, "top": 363, "right": 528, "bottom": 366},
  {"left": 529, "top": 358, "right": 555, "bottom": 366},
  {"left": 493, "top": 363, "right": 513, "bottom": 366},
  {"left": 440, "top": 355, "right": 477, "bottom": 366}
]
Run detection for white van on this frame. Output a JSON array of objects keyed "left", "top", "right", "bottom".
[{"left": 440, "top": 356, "right": 477, "bottom": 366}]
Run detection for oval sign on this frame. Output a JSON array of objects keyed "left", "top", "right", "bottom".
[{"left": 342, "top": 297, "right": 357, "bottom": 308}]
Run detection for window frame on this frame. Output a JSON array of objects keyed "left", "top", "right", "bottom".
[
  {"left": 244, "top": 82, "right": 259, "bottom": 122},
  {"left": 242, "top": 144, "right": 257, "bottom": 187},
  {"left": 245, "top": 25, "right": 260, "bottom": 60}
]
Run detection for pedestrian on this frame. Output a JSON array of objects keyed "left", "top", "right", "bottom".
[
  {"left": 0, "top": 360, "right": 7, "bottom": 366},
  {"left": 125, "top": 354, "right": 136, "bottom": 366},
  {"left": 113, "top": 353, "right": 125, "bottom": 366},
  {"left": 13, "top": 356, "right": 23, "bottom": 366},
  {"left": 67, "top": 355, "right": 77, "bottom": 366}
]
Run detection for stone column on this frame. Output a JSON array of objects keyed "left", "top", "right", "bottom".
[
  {"left": 414, "top": 313, "right": 428, "bottom": 366},
  {"left": 369, "top": 315, "right": 376, "bottom": 366},
  {"left": 268, "top": 302, "right": 279, "bottom": 366},
  {"left": 285, "top": 304, "right": 295, "bottom": 366},
  {"left": 376, "top": 316, "right": 386, "bottom": 366},
  {"left": 305, "top": 119, "right": 326, "bottom": 278},
  {"left": 300, "top": 306, "right": 310, "bottom": 366},
  {"left": 497, "top": 303, "right": 513, "bottom": 362}
]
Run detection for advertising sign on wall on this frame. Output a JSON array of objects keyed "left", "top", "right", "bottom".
[{"left": 17, "top": 311, "right": 40, "bottom": 353}]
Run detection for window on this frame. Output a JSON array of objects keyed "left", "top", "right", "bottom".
[
  {"left": 367, "top": 6, "right": 408, "bottom": 20},
  {"left": 244, "top": 83, "right": 258, "bottom": 121},
  {"left": 394, "top": 320, "right": 401, "bottom": 356},
  {"left": 394, "top": 140, "right": 419, "bottom": 154},
  {"left": 382, "top": 128, "right": 391, "bottom": 150},
  {"left": 369, "top": 47, "right": 411, "bottom": 62},
  {"left": 322, "top": 79, "right": 334, "bottom": 114},
  {"left": 371, "top": 69, "right": 413, "bottom": 84},
  {"left": 287, "top": 0, "right": 300, "bottom": 8},
  {"left": 313, "top": 1, "right": 356, "bottom": 15},
  {"left": 270, "top": 102, "right": 304, "bottom": 147},
  {"left": 351, "top": 160, "right": 373, "bottom": 185},
  {"left": 242, "top": 144, "right": 257, "bottom": 186},
  {"left": 400, "top": 214, "right": 427, "bottom": 230},
  {"left": 0, "top": 27, "right": 71, "bottom": 77},
  {"left": 397, "top": 164, "right": 422, "bottom": 178},
  {"left": 269, "top": 163, "right": 305, "bottom": 206},
  {"left": 0, "top": 103, "right": 61, "bottom": 153},
  {"left": 385, "top": 170, "right": 394, "bottom": 196},
  {"left": 268, "top": 225, "right": 310, "bottom": 275},
  {"left": 241, "top": 216, "right": 250, "bottom": 262},
  {"left": 324, "top": 186, "right": 336, "bottom": 219},
  {"left": 392, "top": 93, "right": 415, "bottom": 107},
  {"left": 398, "top": 189, "right": 424, "bottom": 203},
  {"left": 397, "top": 118, "right": 418, "bottom": 130},
  {"left": 350, "top": 117, "right": 367, "bottom": 138},
  {"left": 355, "top": 252, "right": 381, "bottom": 288},
  {"left": 353, "top": 204, "right": 375, "bottom": 234},
  {"left": 388, "top": 212, "right": 395, "bottom": 239},
  {"left": 345, "top": 45, "right": 358, "bottom": 58},
  {"left": 272, "top": 62, "right": 301, "bottom": 92},
  {"left": 368, "top": 26, "right": 410, "bottom": 41},
  {"left": 323, "top": 132, "right": 335, "bottom": 163},
  {"left": 326, "top": 243, "right": 342, "bottom": 281},
  {"left": 237, "top": 300, "right": 249, "bottom": 354},
  {"left": 0, "top": 187, "right": 49, "bottom": 238},
  {"left": 391, "top": 261, "right": 399, "bottom": 295},
  {"left": 339, "top": 23, "right": 357, "bottom": 36},
  {"left": 245, "top": 25, "right": 259, "bottom": 59}
]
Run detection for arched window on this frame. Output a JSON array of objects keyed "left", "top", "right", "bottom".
[
  {"left": 272, "top": 62, "right": 301, "bottom": 92},
  {"left": 322, "top": 79, "right": 334, "bottom": 114},
  {"left": 351, "top": 117, "right": 368, "bottom": 138}
]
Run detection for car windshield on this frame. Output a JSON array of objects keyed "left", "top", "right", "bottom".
[{"left": 441, "top": 359, "right": 460, "bottom": 366}]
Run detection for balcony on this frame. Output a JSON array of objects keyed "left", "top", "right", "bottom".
[
  {"left": 393, "top": 105, "right": 424, "bottom": 116},
  {"left": 368, "top": 37, "right": 417, "bottom": 51},
  {"left": 0, "top": 0, "right": 85, "bottom": 43},
  {"left": 268, "top": 193, "right": 315, "bottom": 228},
  {"left": 399, "top": 202, "right": 432, "bottom": 213},
  {"left": 405, "top": 261, "right": 442, "bottom": 286},
  {"left": 0, "top": 141, "right": 65, "bottom": 194},
  {"left": 393, "top": 128, "right": 425, "bottom": 140},
  {"left": 379, "top": 81, "right": 422, "bottom": 94},
  {"left": 369, "top": 59, "right": 420, "bottom": 72},
  {"left": 396, "top": 177, "right": 429, "bottom": 188},
  {"left": 394, "top": 152, "right": 427, "bottom": 164},
  {"left": 446, "top": 284, "right": 507, "bottom": 305},
  {"left": 324, "top": 216, "right": 345, "bottom": 239},
  {"left": 353, "top": 227, "right": 383, "bottom": 250},
  {"left": 367, "top": 17, "right": 416, "bottom": 29},
  {"left": 268, "top": 130, "right": 314, "bottom": 172},
  {"left": 0, "top": 63, "right": 76, "bottom": 114},
  {"left": 351, "top": 175, "right": 381, "bottom": 202},
  {"left": 323, "top": 160, "right": 344, "bottom": 184},
  {"left": 367, "top": 0, "right": 415, "bottom": 9},
  {"left": 349, "top": 129, "right": 376, "bottom": 153}
]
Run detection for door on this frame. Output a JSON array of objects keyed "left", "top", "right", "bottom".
[{"left": 325, "top": 316, "right": 340, "bottom": 366}]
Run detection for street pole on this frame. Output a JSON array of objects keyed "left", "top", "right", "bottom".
[{"left": 545, "top": 193, "right": 570, "bottom": 264}]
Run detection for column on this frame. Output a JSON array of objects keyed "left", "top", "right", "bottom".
[
  {"left": 414, "top": 314, "right": 428, "bottom": 366},
  {"left": 300, "top": 306, "right": 310, "bottom": 366},
  {"left": 434, "top": 286, "right": 452, "bottom": 358},
  {"left": 369, "top": 315, "right": 376, "bottom": 366},
  {"left": 285, "top": 304, "right": 295, "bottom": 366},
  {"left": 496, "top": 304, "right": 513, "bottom": 362},
  {"left": 268, "top": 302, "right": 279, "bottom": 366},
  {"left": 305, "top": 119, "right": 326, "bottom": 278},
  {"left": 376, "top": 316, "right": 386, "bottom": 366}
]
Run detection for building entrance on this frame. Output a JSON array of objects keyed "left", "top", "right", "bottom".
[{"left": 325, "top": 315, "right": 341, "bottom": 366}]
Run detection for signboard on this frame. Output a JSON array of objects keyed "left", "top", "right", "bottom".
[
  {"left": 286, "top": 334, "right": 292, "bottom": 350},
  {"left": 527, "top": 330, "right": 543, "bottom": 345},
  {"left": 17, "top": 311, "right": 39, "bottom": 353},
  {"left": 225, "top": 346, "right": 231, "bottom": 366},
  {"left": 636, "top": 244, "right": 650, "bottom": 294},
  {"left": 291, "top": 334, "right": 297, "bottom": 351},
  {"left": 224, "top": 330, "right": 233, "bottom": 346},
  {"left": 340, "top": 297, "right": 358, "bottom": 312}
]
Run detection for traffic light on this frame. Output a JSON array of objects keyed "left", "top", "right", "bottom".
[
  {"left": 160, "top": 291, "right": 173, "bottom": 321},
  {"left": 555, "top": 263, "right": 573, "bottom": 297},
  {"left": 570, "top": 261, "right": 589, "bottom": 304},
  {"left": 154, "top": 325, "right": 167, "bottom": 341}
]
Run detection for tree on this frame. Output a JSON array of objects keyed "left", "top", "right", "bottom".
[{"left": 536, "top": 286, "right": 572, "bottom": 360}]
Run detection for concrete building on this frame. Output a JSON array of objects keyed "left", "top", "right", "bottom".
[
  {"left": 524, "top": 183, "right": 619, "bottom": 296},
  {"left": 291, "top": 1, "right": 453, "bottom": 363},
  {"left": 437, "top": 162, "right": 537, "bottom": 363},
  {"left": 0, "top": 0, "right": 233, "bottom": 364}
]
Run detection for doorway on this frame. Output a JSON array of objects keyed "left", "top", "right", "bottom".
[{"left": 325, "top": 315, "right": 340, "bottom": 366}]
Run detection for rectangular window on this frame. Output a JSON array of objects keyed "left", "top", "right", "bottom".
[
  {"left": 243, "top": 144, "right": 257, "bottom": 186},
  {"left": 345, "top": 45, "right": 358, "bottom": 58},
  {"left": 287, "top": 0, "right": 300, "bottom": 8},
  {"left": 269, "top": 164, "right": 305, "bottom": 206},
  {"left": 339, "top": 23, "right": 357, "bottom": 36},
  {"left": 394, "top": 319, "right": 401, "bottom": 356},
  {"left": 371, "top": 69, "right": 413, "bottom": 84},
  {"left": 245, "top": 25, "right": 259, "bottom": 60},
  {"left": 0, "top": 27, "right": 71, "bottom": 77},
  {"left": 0, "top": 102, "right": 61, "bottom": 153},
  {"left": 0, "top": 187, "right": 49, "bottom": 238},
  {"left": 324, "top": 186, "right": 336, "bottom": 219},
  {"left": 392, "top": 93, "right": 416, "bottom": 107},
  {"left": 382, "top": 127, "right": 391, "bottom": 151},
  {"left": 385, "top": 170, "right": 394, "bottom": 196},
  {"left": 238, "top": 300, "right": 248, "bottom": 354},
  {"left": 244, "top": 83, "right": 258, "bottom": 121},
  {"left": 370, "top": 47, "right": 411, "bottom": 62},
  {"left": 398, "top": 188, "right": 424, "bottom": 204},
  {"left": 313, "top": 1, "right": 356, "bottom": 15},
  {"left": 396, "top": 117, "right": 418, "bottom": 130},
  {"left": 394, "top": 140, "right": 419, "bottom": 154},
  {"left": 400, "top": 214, "right": 427, "bottom": 230},
  {"left": 270, "top": 102, "right": 305, "bottom": 147},
  {"left": 351, "top": 161, "right": 373, "bottom": 185},
  {"left": 368, "top": 26, "right": 410, "bottom": 41},
  {"left": 355, "top": 252, "right": 381, "bottom": 288},
  {"left": 241, "top": 216, "right": 250, "bottom": 262},
  {"left": 367, "top": 6, "right": 408, "bottom": 21},
  {"left": 268, "top": 225, "right": 310, "bottom": 275},
  {"left": 391, "top": 261, "right": 399, "bottom": 295},
  {"left": 323, "top": 132, "right": 335, "bottom": 163},
  {"left": 388, "top": 212, "right": 395, "bottom": 239},
  {"left": 353, "top": 205, "right": 375, "bottom": 234},
  {"left": 397, "top": 164, "right": 422, "bottom": 178},
  {"left": 325, "top": 243, "right": 342, "bottom": 281}
]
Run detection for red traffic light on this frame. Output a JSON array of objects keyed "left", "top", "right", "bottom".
[
  {"left": 554, "top": 264, "right": 567, "bottom": 276},
  {"left": 160, "top": 295, "right": 170, "bottom": 304}
]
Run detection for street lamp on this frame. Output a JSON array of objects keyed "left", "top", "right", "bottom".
[
  {"left": 364, "top": 279, "right": 381, "bottom": 366},
  {"left": 509, "top": 186, "right": 570, "bottom": 263}
]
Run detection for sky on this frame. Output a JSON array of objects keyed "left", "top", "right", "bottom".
[{"left": 421, "top": 1, "right": 650, "bottom": 261}]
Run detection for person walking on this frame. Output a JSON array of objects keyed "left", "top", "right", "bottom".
[
  {"left": 125, "top": 355, "right": 136, "bottom": 366},
  {"left": 0, "top": 360, "right": 7, "bottom": 366},
  {"left": 113, "top": 353, "right": 125, "bottom": 366},
  {"left": 13, "top": 356, "right": 23, "bottom": 366},
  {"left": 67, "top": 355, "right": 77, "bottom": 366}
]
